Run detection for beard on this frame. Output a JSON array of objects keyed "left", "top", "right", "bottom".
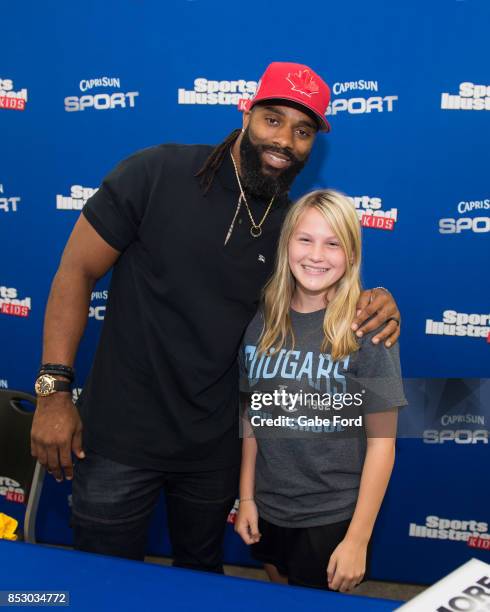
[{"left": 238, "top": 127, "right": 308, "bottom": 199}]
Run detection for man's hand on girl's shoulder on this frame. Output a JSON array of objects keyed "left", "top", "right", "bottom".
[{"left": 352, "top": 288, "right": 401, "bottom": 348}]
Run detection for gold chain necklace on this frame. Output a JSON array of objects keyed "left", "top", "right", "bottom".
[{"left": 229, "top": 150, "right": 275, "bottom": 239}]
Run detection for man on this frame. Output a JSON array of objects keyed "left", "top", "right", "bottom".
[{"left": 31, "top": 62, "right": 401, "bottom": 573}]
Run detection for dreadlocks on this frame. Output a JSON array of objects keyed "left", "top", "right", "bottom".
[{"left": 195, "top": 129, "right": 241, "bottom": 194}]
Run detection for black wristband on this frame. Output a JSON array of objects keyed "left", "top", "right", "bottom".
[
  {"left": 39, "top": 363, "right": 75, "bottom": 382},
  {"left": 38, "top": 369, "right": 74, "bottom": 382},
  {"left": 40, "top": 363, "right": 75, "bottom": 375}
]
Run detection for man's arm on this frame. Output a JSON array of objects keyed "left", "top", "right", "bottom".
[
  {"left": 352, "top": 288, "right": 401, "bottom": 347},
  {"left": 31, "top": 214, "right": 121, "bottom": 482}
]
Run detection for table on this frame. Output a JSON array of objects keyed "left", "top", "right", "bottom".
[{"left": 0, "top": 541, "right": 402, "bottom": 611}]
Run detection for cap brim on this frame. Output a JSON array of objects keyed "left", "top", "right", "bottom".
[{"left": 250, "top": 95, "right": 331, "bottom": 133}]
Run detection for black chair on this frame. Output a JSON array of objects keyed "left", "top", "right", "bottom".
[{"left": 0, "top": 389, "right": 44, "bottom": 543}]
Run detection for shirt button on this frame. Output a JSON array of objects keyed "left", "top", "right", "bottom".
[{"left": 238, "top": 218, "right": 242, "bottom": 224}]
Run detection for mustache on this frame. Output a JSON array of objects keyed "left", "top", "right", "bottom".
[{"left": 258, "top": 145, "right": 299, "bottom": 164}]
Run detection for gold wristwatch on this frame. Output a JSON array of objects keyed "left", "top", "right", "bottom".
[{"left": 34, "top": 374, "right": 71, "bottom": 397}]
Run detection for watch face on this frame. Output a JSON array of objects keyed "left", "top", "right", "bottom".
[{"left": 35, "top": 375, "right": 55, "bottom": 396}]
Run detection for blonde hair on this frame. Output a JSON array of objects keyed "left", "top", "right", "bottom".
[{"left": 257, "top": 189, "right": 362, "bottom": 361}]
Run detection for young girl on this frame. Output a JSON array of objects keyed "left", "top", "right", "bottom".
[{"left": 235, "top": 189, "right": 407, "bottom": 593}]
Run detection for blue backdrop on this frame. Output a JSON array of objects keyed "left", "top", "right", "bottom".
[{"left": 1, "top": 0, "right": 489, "bottom": 586}]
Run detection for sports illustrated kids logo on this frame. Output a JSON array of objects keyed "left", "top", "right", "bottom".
[
  {"left": 0, "top": 285, "right": 32, "bottom": 318},
  {"left": 56, "top": 185, "right": 98, "bottom": 211},
  {"left": 350, "top": 195, "right": 398, "bottom": 231},
  {"left": 88, "top": 290, "right": 107, "bottom": 321},
  {"left": 178, "top": 77, "right": 258, "bottom": 106},
  {"left": 0, "top": 476, "right": 25, "bottom": 504},
  {"left": 425, "top": 309, "right": 490, "bottom": 341},
  {"left": 327, "top": 79, "right": 398, "bottom": 117},
  {"left": 0, "top": 78, "right": 28, "bottom": 111},
  {"left": 409, "top": 515, "right": 490, "bottom": 550},
  {"left": 64, "top": 76, "right": 139, "bottom": 112},
  {"left": 441, "top": 82, "right": 490, "bottom": 111},
  {"left": 0, "top": 184, "right": 21, "bottom": 213},
  {"left": 439, "top": 197, "right": 490, "bottom": 235}
]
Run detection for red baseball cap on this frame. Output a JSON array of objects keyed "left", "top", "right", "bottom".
[{"left": 240, "top": 62, "right": 331, "bottom": 132}]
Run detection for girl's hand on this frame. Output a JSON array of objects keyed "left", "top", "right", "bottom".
[
  {"left": 234, "top": 500, "right": 261, "bottom": 545},
  {"left": 326, "top": 537, "right": 368, "bottom": 592}
]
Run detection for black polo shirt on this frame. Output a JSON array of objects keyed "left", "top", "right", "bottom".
[{"left": 80, "top": 143, "right": 290, "bottom": 470}]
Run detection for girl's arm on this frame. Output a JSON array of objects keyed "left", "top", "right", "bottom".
[
  {"left": 239, "top": 434, "right": 258, "bottom": 501},
  {"left": 327, "top": 409, "right": 398, "bottom": 592},
  {"left": 234, "top": 405, "right": 261, "bottom": 545}
]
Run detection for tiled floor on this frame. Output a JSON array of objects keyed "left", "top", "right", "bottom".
[{"left": 145, "top": 555, "right": 427, "bottom": 602}]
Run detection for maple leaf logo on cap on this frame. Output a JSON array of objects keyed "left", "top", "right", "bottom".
[{"left": 286, "top": 69, "right": 319, "bottom": 98}]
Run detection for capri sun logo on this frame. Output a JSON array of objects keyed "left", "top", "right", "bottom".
[{"left": 65, "top": 76, "right": 139, "bottom": 112}]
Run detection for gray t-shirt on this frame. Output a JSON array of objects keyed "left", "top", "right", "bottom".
[{"left": 239, "top": 307, "right": 407, "bottom": 528}]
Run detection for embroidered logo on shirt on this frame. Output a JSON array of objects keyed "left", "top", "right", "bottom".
[{"left": 258, "top": 254, "right": 266, "bottom": 263}]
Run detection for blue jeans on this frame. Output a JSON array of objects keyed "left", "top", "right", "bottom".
[{"left": 71, "top": 446, "right": 239, "bottom": 572}]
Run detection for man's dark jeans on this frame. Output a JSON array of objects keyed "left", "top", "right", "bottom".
[{"left": 71, "top": 446, "right": 239, "bottom": 573}]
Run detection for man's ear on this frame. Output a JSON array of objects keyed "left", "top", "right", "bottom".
[{"left": 242, "top": 110, "right": 251, "bottom": 130}]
